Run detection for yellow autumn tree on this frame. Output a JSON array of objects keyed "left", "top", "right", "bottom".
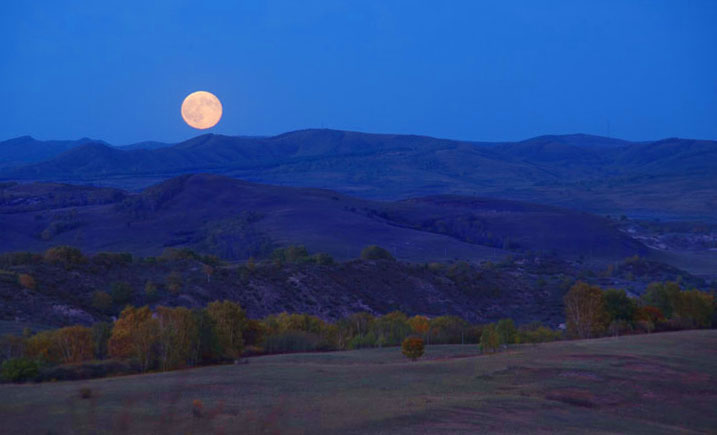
[
  {"left": 108, "top": 306, "right": 158, "bottom": 371},
  {"left": 564, "top": 281, "right": 608, "bottom": 339}
]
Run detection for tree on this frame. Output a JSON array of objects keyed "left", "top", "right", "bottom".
[
  {"left": 564, "top": 281, "right": 608, "bottom": 339},
  {"left": 202, "top": 264, "right": 214, "bottom": 283},
  {"left": 673, "top": 290, "right": 714, "bottom": 328},
  {"left": 408, "top": 315, "right": 430, "bottom": 339},
  {"left": 54, "top": 326, "right": 93, "bottom": 364},
  {"left": 110, "top": 281, "right": 134, "bottom": 305},
  {"left": 92, "top": 291, "right": 113, "bottom": 313},
  {"left": 108, "top": 306, "right": 158, "bottom": 371},
  {"left": 603, "top": 289, "right": 636, "bottom": 322},
  {"left": 401, "top": 336, "right": 425, "bottom": 361},
  {"left": 25, "top": 330, "right": 59, "bottom": 363},
  {"left": 44, "top": 246, "right": 86, "bottom": 266},
  {"left": 17, "top": 274, "right": 36, "bottom": 290},
  {"left": 428, "top": 316, "right": 469, "bottom": 344},
  {"left": 360, "top": 245, "right": 394, "bottom": 261},
  {"left": 373, "top": 311, "right": 410, "bottom": 347},
  {"left": 91, "top": 322, "right": 112, "bottom": 359},
  {"left": 144, "top": 281, "right": 159, "bottom": 302},
  {"left": 641, "top": 281, "right": 680, "bottom": 318},
  {"left": 206, "top": 301, "right": 246, "bottom": 360},
  {"left": 166, "top": 271, "right": 183, "bottom": 295},
  {"left": 156, "top": 306, "right": 198, "bottom": 370},
  {"left": 496, "top": 318, "right": 517, "bottom": 345},
  {"left": 0, "top": 333, "right": 26, "bottom": 361},
  {"left": 480, "top": 324, "right": 499, "bottom": 353},
  {"left": 191, "top": 308, "right": 220, "bottom": 365}
]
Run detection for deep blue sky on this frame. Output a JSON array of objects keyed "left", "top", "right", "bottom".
[{"left": 1, "top": 1, "right": 716, "bottom": 144}]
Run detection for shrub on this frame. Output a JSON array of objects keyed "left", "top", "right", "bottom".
[
  {"left": 92, "top": 291, "right": 113, "bottom": 313},
  {"left": 34, "top": 359, "right": 140, "bottom": 382},
  {"left": 17, "top": 274, "right": 36, "bottom": 290},
  {"left": 144, "top": 281, "right": 159, "bottom": 302},
  {"left": 1, "top": 358, "right": 39, "bottom": 382},
  {"left": 312, "top": 252, "right": 334, "bottom": 265},
  {"left": 401, "top": 336, "right": 425, "bottom": 361},
  {"left": 44, "top": 246, "right": 86, "bottom": 266},
  {"left": 166, "top": 271, "right": 183, "bottom": 295},
  {"left": 360, "top": 245, "right": 394, "bottom": 261},
  {"left": 79, "top": 388, "right": 92, "bottom": 399},
  {"left": 110, "top": 281, "right": 133, "bottom": 305},
  {"left": 0, "top": 252, "right": 42, "bottom": 267}
]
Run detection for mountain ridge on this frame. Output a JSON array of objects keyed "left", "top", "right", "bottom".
[{"left": 1, "top": 129, "right": 715, "bottom": 221}]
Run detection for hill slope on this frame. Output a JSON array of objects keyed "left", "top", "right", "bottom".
[
  {"left": 1, "top": 331, "right": 715, "bottom": 434},
  {"left": 0, "top": 174, "right": 646, "bottom": 262}
]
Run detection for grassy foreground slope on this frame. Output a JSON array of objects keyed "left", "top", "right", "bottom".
[{"left": 1, "top": 330, "right": 715, "bottom": 434}]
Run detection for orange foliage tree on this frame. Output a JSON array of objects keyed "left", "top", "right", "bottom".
[
  {"left": 17, "top": 274, "right": 36, "bottom": 290},
  {"left": 401, "top": 336, "right": 425, "bottom": 361},
  {"left": 108, "top": 306, "right": 158, "bottom": 371}
]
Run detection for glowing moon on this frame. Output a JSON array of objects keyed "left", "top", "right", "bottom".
[{"left": 181, "top": 91, "right": 223, "bottom": 129}]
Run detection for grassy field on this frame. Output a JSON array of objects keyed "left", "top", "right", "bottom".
[{"left": 1, "top": 330, "right": 715, "bottom": 434}]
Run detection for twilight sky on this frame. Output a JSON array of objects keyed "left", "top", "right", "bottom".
[{"left": 1, "top": 0, "right": 715, "bottom": 144}]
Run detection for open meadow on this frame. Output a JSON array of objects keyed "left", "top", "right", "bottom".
[{"left": 0, "top": 330, "right": 715, "bottom": 434}]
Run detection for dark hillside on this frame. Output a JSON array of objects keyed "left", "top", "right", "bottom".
[{"left": 0, "top": 174, "right": 646, "bottom": 263}]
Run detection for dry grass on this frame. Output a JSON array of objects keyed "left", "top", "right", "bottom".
[{"left": 0, "top": 330, "right": 715, "bottom": 434}]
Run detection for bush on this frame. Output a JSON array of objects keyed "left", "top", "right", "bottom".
[
  {"left": 312, "top": 252, "right": 334, "bottom": 265},
  {"left": 17, "top": 274, "right": 36, "bottom": 290},
  {"left": 34, "top": 359, "right": 140, "bottom": 382},
  {"left": 92, "top": 291, "right": 113, "bottom": 313},
  {"left": 79, "top": 388, "right": 92, "bottom": 399},
  {"left": 166, "top": 271, "right": 183, "bottom": 294},
  {"left": 110, "top": 281, "right": 134, "bottom": 305},
  {"left": 1, "top": 358, "right": 39, "bottom": 382},
  {"left": 401, "top": 336, "right": 425, "bottom": 361},
  {"left": 360, "top": 245, "right": 394, "bottom": 261},
  {"left": 0, "top": 252, "right": 42, "bottom": 267},
  {"left": 44, "top": 246, "right": 86, "bottom": 266},
  {"left": 144, "top": 281, "right": 159, "bottom": 302}
]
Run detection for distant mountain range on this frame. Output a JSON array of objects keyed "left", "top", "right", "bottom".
[{"left": 1, "top": 129, "right": 715, "bottom": 221}]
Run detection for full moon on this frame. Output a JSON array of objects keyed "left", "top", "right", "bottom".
[{"left": 181, "top": 91, "right": 223, "bottom": 129}]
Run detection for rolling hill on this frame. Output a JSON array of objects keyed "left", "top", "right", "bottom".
[
  {"left": 1, "top": 129, "right": 714, "bottom": 221},
  {"left": 0, "top": 173, "right": 647, "bottom": 263}
]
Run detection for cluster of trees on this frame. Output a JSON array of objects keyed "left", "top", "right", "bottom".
[
  {"left": 0, "top": 301, "right": 562, "bottom": 382},
  {"left": 564, "top": 281, "right": 715, "bottom": 338}
]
